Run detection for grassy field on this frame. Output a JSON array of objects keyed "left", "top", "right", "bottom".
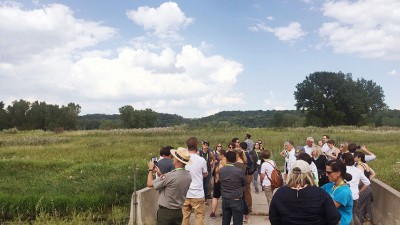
[{"left": 0, "top": 126, "right": 399, "bottom": 224}]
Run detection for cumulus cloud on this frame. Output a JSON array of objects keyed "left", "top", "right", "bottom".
[
  {"left": 0, "top": 3, "right": 116, "bottom": 64},
  {"left": 126, "top": 2, "right": 193, "bottom": 40},
  {"left": 319, "top": 0, "right": 400, "bottom": 60},
  {"left": 249, "top": 21, "right": 307, "bottom": 43},
  {"left": 0, "top": 2, "right": 244, "bottom": 118}
]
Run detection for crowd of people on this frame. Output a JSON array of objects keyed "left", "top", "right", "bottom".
[{"left": 146, "top": 134, "right": 376, "bottom": 225}]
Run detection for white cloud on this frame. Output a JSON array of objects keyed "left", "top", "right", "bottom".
[
  {"left": 0, "top": 2, "right": 245, "bottom": 118},
  {"left": 249, "top": 21, "right": 307, "bottom": 43},
  {"left": 387, "top": 70, "right": 398, "bottom": 77},
  {"left": 319, "top": 0, "right": 400, "bottom": 60},
  {"left": 126, "top": 2, "right": 193, "bottom": 40},
  {"left": 0, "top": 3, "right": 116, "bottom": 64}
]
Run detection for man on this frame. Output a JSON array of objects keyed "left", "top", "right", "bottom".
[
  {"left": 147, "top": 147, "right": 192, "bottom": 225},
  {"left": 220, "top": 150, "right": 246, "bottom": 225},
  {"left": 321, "top": 135, "right": 330, "bottom": 153},
  {"left": 244, "top": 133, "right": 254, "bottom": 152},
  {"left": 198, "top": 140, "right": 215, "bottom": 203},
  {"left": 279, "top": 141, "right": 296, "bottom": 182},
  {"left": 303, "top": 137, "right": 315, "bottom": 156},
  {"left": 182, "top": 137, "right": 208, "bottom": 225},
  {"left": 157, "top": 145, "right": 175, "bottom": 175}
]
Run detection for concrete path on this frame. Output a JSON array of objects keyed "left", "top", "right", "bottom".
[{"left": 189, "top": 186, "right": 271, "bottom": 225}]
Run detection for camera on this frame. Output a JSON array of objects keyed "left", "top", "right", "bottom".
[
  {"left": 356, "top": 145, "right": 361, "bottom": 149},
  {"left": 151, "top": 157, "right": 158, "bottom": 164}
]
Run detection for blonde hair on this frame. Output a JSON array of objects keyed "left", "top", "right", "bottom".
[
  {"left": 340, "top": 142, "right": 348, "bottom": 151},
  {"left": 312, "top": 146, "right": 322, "bottom": 157},
  {"left": 286, "top": 172, "right": 316, "bottom": 188},
  {"left": 234, "top": 149, "right": 247, "bottom": 164}
]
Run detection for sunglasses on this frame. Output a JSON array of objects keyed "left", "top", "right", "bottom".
[
  {"left": 229, "top": 146, "right": 233, "bottom": 149},
  {"left": 325, "top": 170, "right": 336, "bottom": 175},
  {"left": 217, "top": 145, "right": 222, "bottom": 147}
]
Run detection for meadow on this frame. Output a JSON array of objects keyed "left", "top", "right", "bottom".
[{"left": 0, "top": 126, "right": 399, "bottom": 224}]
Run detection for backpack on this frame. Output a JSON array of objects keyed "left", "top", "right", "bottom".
[
  {"left": 264, "top": 161, "right": 283, "bottom": 189},
  {"left": 245, "top": 151, "right": 258, "bottom": 175}
]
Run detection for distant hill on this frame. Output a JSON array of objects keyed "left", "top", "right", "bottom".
[
  {"left": 78, "top": 109, "right": 400, "bottom": 129},
  {"left": 78, "top": 110, "right": 304, "bottom": 129},
  {"left": 194, "top": 110, "right": 304, "bottom": 128}
]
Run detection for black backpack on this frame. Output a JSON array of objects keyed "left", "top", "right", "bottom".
[{"left": 246, "top": 151, "right": 258, "bottom": 175}]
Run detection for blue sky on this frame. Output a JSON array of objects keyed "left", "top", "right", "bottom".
[{"left": 0, "top": 0, "right": 399, "bottom": 118}]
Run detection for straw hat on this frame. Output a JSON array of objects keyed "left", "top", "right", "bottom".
[{"left": 170, "top": 147, "right": 192, "bottom": 165}]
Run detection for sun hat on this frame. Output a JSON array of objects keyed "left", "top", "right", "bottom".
[
  {"left": 292, "top": 160, "right": 311, "bottom": 174},
  {"left": 170, "top": 147, "right": 192, "bottom": 165}
]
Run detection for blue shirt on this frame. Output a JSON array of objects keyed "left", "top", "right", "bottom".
[{"left": 321, "top": 182, "right": 353, "bottom": 225}]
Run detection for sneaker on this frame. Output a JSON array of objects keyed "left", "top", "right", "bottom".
[{"left": 210, "top": 212, "right": 216, "bottom": 219}]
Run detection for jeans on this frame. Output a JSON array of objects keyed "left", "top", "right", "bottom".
[
  {"left": 222, "top": 197, "right": 244, "bottom": 225},
  {"left": 203, "top": 172, "right": 211, "bottom": 199},
  {"left": 253, "top": 169, "right": 260, "bottom": 191}
]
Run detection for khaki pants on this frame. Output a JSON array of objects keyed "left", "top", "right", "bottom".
[
  {"left": 263, "top": 185, "right": 273, "bottom": 206},
  {"left": 182, "top": 198, "right": 205, "bottom": 225},
  {"left": 244, "top": 174, "right": 253, "bottom": 213}
]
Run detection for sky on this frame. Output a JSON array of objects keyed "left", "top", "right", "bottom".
[{"left": 0, "top": 0, "right": 399, "bottom": 118}]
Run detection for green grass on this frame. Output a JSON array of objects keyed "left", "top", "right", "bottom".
[{"left": 0, "top": 126, "right": 399, "bottom": 223}]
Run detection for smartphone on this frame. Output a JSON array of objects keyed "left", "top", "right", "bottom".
[{"left": 151, "top": 157, "right": 158, "bottom": 165}]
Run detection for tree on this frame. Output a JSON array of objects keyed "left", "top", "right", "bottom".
[
  {"left": 294, "top": 71, "right": 387, "bottom": 126},
  {"left": 6, "top": 99, "right": 31, "bottom": 130},
  {"left": 0, "top": 101, "right": 7, "bottom": 130},
  {"left": 119, "top": 105, "right": 135, "bottom": 128}
]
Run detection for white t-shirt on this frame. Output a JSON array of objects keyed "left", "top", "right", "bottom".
[
  {"left": 346, "top": 165, "right": 371, "bottom": 200},
  {"left": 303, "top": 145, "right": 313, "bottom": 156},
  {"left": 322, "top": 143, "right": 329, "bottom": 153},
  {"left": 261, "top": 160, "right": 275, "bottom": 187},
  {"left": 185, "top": 153, "right": 208, "bottom": 198},
  {"left": 287, "top": 148, "right": 296, "bottom": 172}
]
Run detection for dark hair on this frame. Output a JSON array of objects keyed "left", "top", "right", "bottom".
[
  {"left": 186, "top": 137, "right": 198, "bottom": 150},
  {"left": 348, "top": 143, "right": 357, "bottom": 153},
  {"left": 246, "top": 133, "right": 251, "bottom": 138},
  {"left": 296, "top": 153, "right": 312, "bottom": 164},
  {"left": 202, "top": 140, "right": 209, "bottom": 146},
  {"left": 327, "top": 140, "right": 335, "bottom": 145},
  {"left": 231, "top": 137, "right": 239, "bottom": 143},
  {"left": 228, "top": 142, "right": 235, "bottom": 149},
  {"left": 326, "top": 159, "right": 352, "bottom": 181},
  {"left": 239, "top": 141, "right": 247, "bottom": 150},
  {"left": 323, "top": 135, "right": 330, "bottom": 139},
  {"left": 260, "top": 150, "right": 271, "bottom": 159},
  {"left": 159, "top": 146, "right": 173, "bottom": 157},
  {"left": 342, "top": 152, "right": 355, "bottom": 166},
  {"left": 226, "top": 151, "right": 236, "bottom": 163},
  {"left": 219, "top": 149, "right": 227, "bottom": 157},
  {"left": 353, "top": 151, "right": 366, "bottom": 163}
]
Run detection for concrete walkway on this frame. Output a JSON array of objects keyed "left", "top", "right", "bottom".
[{"left": 189, "top": 186, "right": 271, "bottom": 225}]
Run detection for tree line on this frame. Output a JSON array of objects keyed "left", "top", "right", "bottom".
[
  {"left": 0, "top": 100, "right": 81, "bottom": 131},
  {"left": 1, "top": 71, "right": 399, "bottom": 131}
]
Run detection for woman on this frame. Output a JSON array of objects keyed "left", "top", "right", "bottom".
[
  {"left": 210, "top": 149, "right": 226, "bottom": 219},
  {"left": 269, "top": 160, "right": 341, "bottom": 225},
  {"left": 322, "top": 160, "right": 353, "bottom": 225},
  {"left": 311, "top": 146, "right": 328, "bottom": 187},
  {"left": 342, "top": 153, "right": 370, "bottom": 225},
  {"left": 259, "top": 150, "right": 275, "bottom": 211},
  {"left": 354, "top": 151, "right": 375, "bottom": 224},
  {"left": 325, "top": 140, "right": 340, "bottom": 160},
  {"left": 253, "top": 142, "right": 263, "bottom": 193}
]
